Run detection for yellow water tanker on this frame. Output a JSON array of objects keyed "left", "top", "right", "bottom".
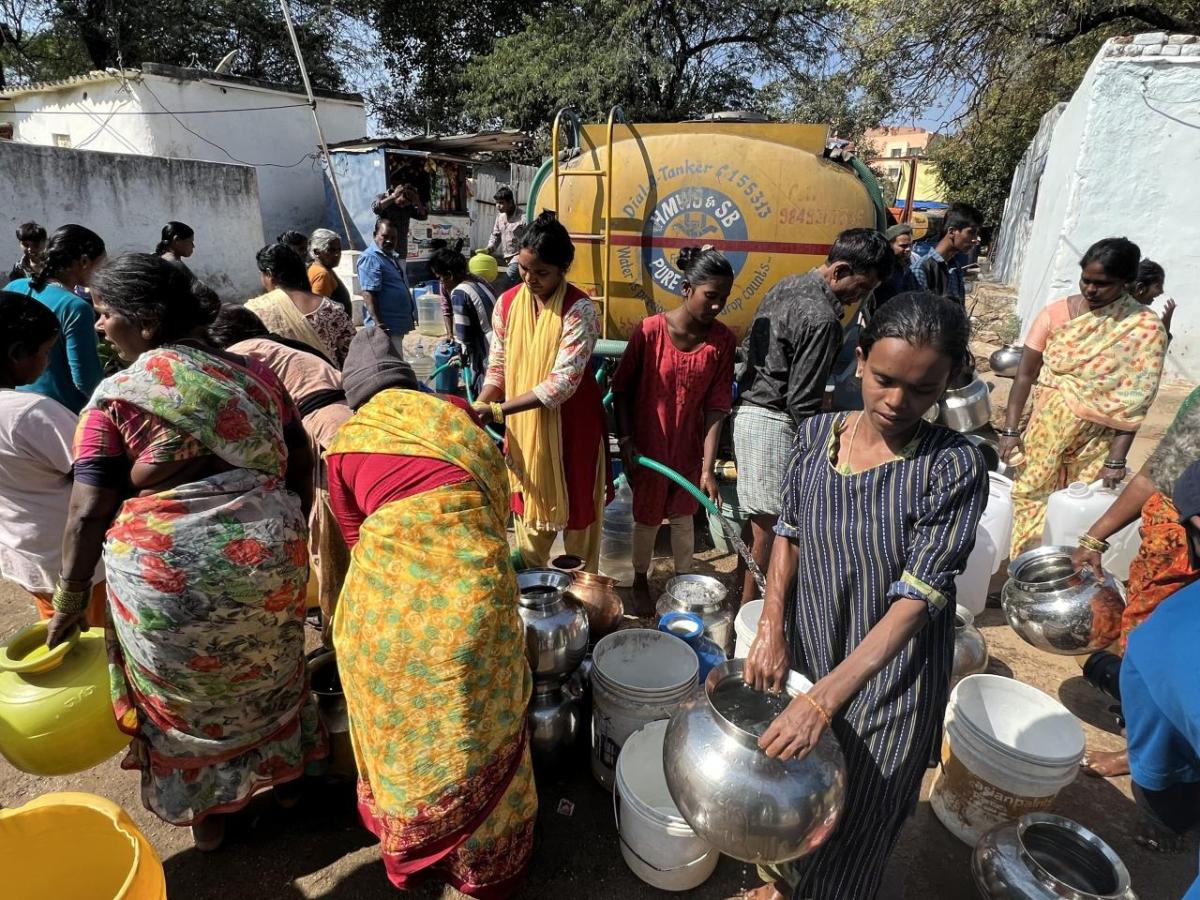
[{"left": 528, "top": 118, "right": 885, "bottom": 340}]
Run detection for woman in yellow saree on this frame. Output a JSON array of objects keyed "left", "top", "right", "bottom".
[
  {"left": 1000, "top": 238, "right": 1167, "bottom": 555},
  {"left": 326, "top": 327, "right": 536, "bottom": 898}
]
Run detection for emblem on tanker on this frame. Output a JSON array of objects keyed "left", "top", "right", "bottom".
[{"left": 642, "top": 187, "right": 748, "bottom": 293}]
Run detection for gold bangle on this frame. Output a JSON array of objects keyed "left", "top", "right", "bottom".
[
  {"left": 52, "top": 582, "right": 89, "bottom": 614},
  {"left": 800, "top": 691, "right": 833, "bottom": 729},
  {"left": 1078, "top": 533, "right": 1110, "bottom": 553},
  {"left": 489, "top": 401, "right": 505, "bottom": 424}
]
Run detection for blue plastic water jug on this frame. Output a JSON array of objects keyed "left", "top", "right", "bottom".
[{"left": 433, "top": 340, "right": 461, "bottom": 394}]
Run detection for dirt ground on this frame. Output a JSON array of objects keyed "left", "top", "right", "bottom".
[{"left": 1, "top": 283, "right": 1197, "bottom": 899}]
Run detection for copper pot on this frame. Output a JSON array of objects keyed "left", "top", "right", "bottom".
[{"left": 568, "top": 570, "right": 623, "bottom": 637}]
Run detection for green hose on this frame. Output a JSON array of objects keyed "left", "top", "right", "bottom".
[
  {"left": 603, "top": 390, "right": 613, "bottom": 408},
  {"left": 631, "top": 453, "right": 720, "bottom": 517},
  {"left": 849, "top": 156, "right": 888, "bottom": 232},
  {"left": 462, "top": 365, "right": 504, "bottom": 443}
]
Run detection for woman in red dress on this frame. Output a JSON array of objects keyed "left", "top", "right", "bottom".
[{"left": 612, "top": 247, "right": 736, "bottom": 612}]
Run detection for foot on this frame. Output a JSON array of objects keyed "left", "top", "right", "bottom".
[
  {"left": 740, "top": 884, "right": 787, "bottom": 900},
  {"left": 630, "top": 575, "right": 654, "bottom": 618},
  {"left": 274, "top": 778, "right": 303, "bottom": 809},
  {"left": 191, "top": 815, "right": 226, "bottom": 852},
  {"left": 1081, "top": 748, "right": 1130, "bottom": 778}
]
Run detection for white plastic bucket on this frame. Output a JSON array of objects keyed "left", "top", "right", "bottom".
[
  {"left": 614, "top": 720, "right": 719, "bottom": 890},
  {"left": 954, "top": 527, "right": 997, "bottom": 615},
  {"left": 733, "top": 600, "right": 763, "bottom": 658},
  {"left": 591, "top": 629, "right": 698, "bottom": 789},
  {"left": 931, "top": 674, "right": 1084, "bottom": 845},
  {"left": 981, "top": 473, "right": 1014, "bottom": 572}
]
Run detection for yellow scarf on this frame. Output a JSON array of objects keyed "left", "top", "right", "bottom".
[
  {"left": 506, "top": 280, "right": 570, "bottom": 530},
  {"left": 245, "top": 289, "right": 327, "bottom": 358}
]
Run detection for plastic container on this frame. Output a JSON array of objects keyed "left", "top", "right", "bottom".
[
  {"left": 930, "top": 674, "right": 1084, "bottom": 845},
  {"left": 414, "top": 283, "right": 444, "bottom": 337},
  {"left": 600, "top": 480, "right": 637, "bottom": 586},
  {"left": 981, "top": 473, "right": 1014, "bottom": 573},
  {"left": 615, "top": 720, "right": 720, "bottom": 891},
  {"left": 469, "top": 250, "right": 499, "bottom": 282},
  {"left": 0, "top": 791, "right": 166, "bottom": 899},
  {"left": 733, "top": 600, "right": 764, "bottom": 658},
  {"left": 1043, "top": 481, "right": 1141, "bottom": 581},
  {"left": 409, "top": 340, "right": 435, "bottom": 384},
  {"left": 0, "top": 621, "right": 130, "bottom": 776},
  {"left": 590, "top": 629, "right": 698, "bottom": 789},
  {"left": 432, "top": 340, "right": 461, "bottom": 393},
  {"left": 658, "top": 612, "right": 725, "bottom": 682},
  {"left": 954, "top": 527, "right": 997, "bottom": 616}
]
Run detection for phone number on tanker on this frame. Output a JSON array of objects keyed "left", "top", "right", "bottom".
[{"left": 713, "top": 164, "right": 772, "bottom": 219}]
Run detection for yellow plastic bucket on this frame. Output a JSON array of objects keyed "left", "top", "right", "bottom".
[{"left": 0, "top": 791, "right": 166, "bottom": 899}]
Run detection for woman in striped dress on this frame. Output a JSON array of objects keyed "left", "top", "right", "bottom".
[{"left": 744, "top": 292, "right": 987, "bottom": 900}]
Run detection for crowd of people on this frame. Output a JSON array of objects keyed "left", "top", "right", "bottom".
[{"left": 0, "top": 191, "right": 1195, "bottom": 900}]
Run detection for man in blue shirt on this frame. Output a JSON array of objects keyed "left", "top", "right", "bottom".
[
  {"left": 356, "top": 218, "right": 416, "bottom": 358},
  {"left": 910, "top": 203, "right": 981, "bottom": 303},
  {"left": 1123, "top": 459, "right": 1200, "bottom": 899}
]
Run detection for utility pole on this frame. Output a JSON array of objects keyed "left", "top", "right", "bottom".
[{"left": 279, "top": 0, "right": 355, "bottom": 250}]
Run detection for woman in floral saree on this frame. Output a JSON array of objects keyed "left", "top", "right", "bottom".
[
  {"left": 326, "top": 326, "right": 536, "bottom": 898},
  {"left": 999, "top": 238, "right": 1167, "bottom": 555},
  {"left": 46, "top": 254, "right": 326, "bottom": 851}
]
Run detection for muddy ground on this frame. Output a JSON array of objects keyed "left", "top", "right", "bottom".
[{"left": 1, "top": 283, "right": 1196, "bottom": 898}]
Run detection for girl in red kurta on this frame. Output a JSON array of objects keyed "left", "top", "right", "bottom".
[{"left": 613, "top": 247, "right": 736, "bottom": 612}]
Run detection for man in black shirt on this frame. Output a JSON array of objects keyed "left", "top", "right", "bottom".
[
  {"left": 732, "top": 228, "right": 893, "bottom": 603},
  {"left": 371, "top": 183, "right": 429, "bottom": 260}
]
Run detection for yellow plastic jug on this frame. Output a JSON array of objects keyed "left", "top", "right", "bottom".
[
  {"left": 0, "top": 621, "right": 130, "bottom": 775},
  {"left": 0, "top": 791, "right": 166, "bottom": 899}
]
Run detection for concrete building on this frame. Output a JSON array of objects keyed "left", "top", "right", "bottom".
[
  {"left": 0, "top": 63, "right": 366, "bottom": 242},
  {"left": 997, "top": 34, "right": 1200, "bottom": 381},
  {"left": 864, "top": 126, "right": 947, "bottom": 205}
]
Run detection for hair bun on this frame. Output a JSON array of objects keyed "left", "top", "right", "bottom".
[
  {"left": 675, "top": 246, "right": 701, "bottom": 270},
  {"left": 189, "top": 279, "right": 222, "bottom": 327},
  {"left": 534, "top": 209, "right": 559, "bottom": 227}
]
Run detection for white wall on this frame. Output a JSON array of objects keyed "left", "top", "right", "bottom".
[
  {"left": 1, "top": 141, "right": 265, "bottom": 299},
  {"left": 2, "top": 69, "right": 366, "bottom": 245},
  {"left": 1014, "top": 35, "right": 1200, "bottom": 381}
]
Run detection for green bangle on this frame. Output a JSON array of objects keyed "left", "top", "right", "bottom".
[{"left": 52, "top": 583, "right": 89, "bottom": 614}]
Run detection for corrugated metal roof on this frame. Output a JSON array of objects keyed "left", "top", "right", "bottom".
[{"left": 328, "top": 131, "right": 528, "bottom": 157}]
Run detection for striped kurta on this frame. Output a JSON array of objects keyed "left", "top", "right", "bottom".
[{"left": 775, "top": 413, "right": 986, "bottom": 899}]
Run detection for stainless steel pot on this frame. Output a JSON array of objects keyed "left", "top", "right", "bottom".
[
  {"left": 663, "top": 659, "right": 846, "bottom": 864},
  {"left": 529, "top": 681, "right": 581, "bottom": 769},
  {"left": 517, "top": 569, "right": 589, "bottom": 681},
  {"left": 988, "top": 344, "right": 1024, "bottom": 379},
  {"left": 938, "top": 373, "right": 992, "bottom": 433},
  {"left": 973, "top": 813, "right": 1136, "bottom": 899},
  {"left": 308, "top": 650, "right": 348, "bottom": 734},
  {"left": 963, "top": 433, "right": 1001, "bottom": 472},
  {"left": 656, "top": 574, "right": 734, "bottom": 654},
  {"left": 1001, "top": 547, "right": 1125, "bottom": 656},
  {"left": 952, "top": 605, "right": 988, "bottom": 687}
]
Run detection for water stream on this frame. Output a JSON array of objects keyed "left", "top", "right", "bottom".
[{"left": 716, "top": 517, "right": 767, "bottom": 597}]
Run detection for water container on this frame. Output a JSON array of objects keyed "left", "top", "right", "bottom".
[
  {"left": 980, "top": 473, "right": 1014, "bottom": 573},
  {"left": 432, "top": 340, "right": 461, "bottom": 393},
  {"left": 414, "top": 284, "right": 444, "bottom": 337},
  {"left": 409, "top": 341, "right": 434, "bottom": 384},
  {"left": 658, "top": 612, "right": 725, "bottom": 682},
  {"left": 601, "top": 480, "right": 636, "bottom": 586},
  {"left": 469, "top": 251, "right": 499, "bottom": 282},
  {"left": 1043, "top": 481, "right": 1141, "bottom": 581},
  {"left": 954, "top": 527, "right": 997, "bottom": 616},
  {"left": 733, "top": 600, "right": 763, "bottom": 659},
  {"left": 930, "top": 675, "right": 1084, "bottom": 845}
]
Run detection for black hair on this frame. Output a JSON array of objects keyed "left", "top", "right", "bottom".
[
  {"left": 91, "top": 253, "right": 221, "bottom": 344},
  {"left": 374, "top": 216, "right": 392, "bottom": 236},
  {"left": 16, "top": 222, "right": 46, "bottom": 243},
  {"left": 520, "top": 210, "right": 574, "bottom": 269},
  {"left": 1079, "top": 237, "right": 1140, "bottom": 283},
  {"left": 31, "top": 224, "right": 106, "bottom": 291},
  {"left": 860, "top": 290, "right": 972, "bottom": 379},
  {"left": 256, "top": 243, "right": 310, "bottom": 291},
  {"left": 278, "top": 230, "right": 308, "bottom": 249},
  {"left": 676, "top": 246, "right": 734, "bottom": 285},
  {"left": 1135, "top": 259, "right": 1165, "bottom": 289},
  {"left": 154, "top": 221, "right": 194, "bottom": 256},
  {"left": 942, "top": 203, "right": 983, "bottom": 236},
  {"left": 428, "top": 248, "right": 469, "bottom": 280},
  {"left": 494, "top": 186, "right": 515, "bottom": 203},
  {"left": 827, "top": 228, "right": 894, "bottom": 280},
  {"left": 0, "top": 290, "right": 60, "bottom": 363},
  {"left": 208, "top": 306, "right": 269, "bottom": 349}
]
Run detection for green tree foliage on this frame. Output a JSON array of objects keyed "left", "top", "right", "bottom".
[
  {"left": 460, "top": 0, "right": 830, "bottom": 137},
  {"left": 1, "top": 0, "right": 347, "bottom": 89}
]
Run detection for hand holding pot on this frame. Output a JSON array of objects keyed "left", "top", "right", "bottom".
[
  {"left": 46, "top": 610, "right": 87, "bottom": 649},
  {"left": 1070, "top": 544, "right": 1105, "bottom": 578},
  {"left": 759, "top": 692, "right": 828, "bottom": 761},
  {"left": 744, "top": 624, "right": 788, "bottom": 694},
  {"left": 998, "top": 433, "right": 1024, "bottom": 464}
]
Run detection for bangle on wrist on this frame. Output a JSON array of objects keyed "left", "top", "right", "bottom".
[
  {"left": 1103, "top": 459, "right": 1126, "bottom": 469},
  {"left": 52, "top": 581, "right": 89, "bottom": 614},
  {"left": 1000, "top": 428, "right": 1021, "bottom": 437},
  {"left": 799, "top": 690, "right": 833, "bottom": 728},
  {"left": 1078, "top": 533, "right": 1110, "bottom": 553},
  {"left": 489, "top": 401, "right": 505, "bottom": 424}
]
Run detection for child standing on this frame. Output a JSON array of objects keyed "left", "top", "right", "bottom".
[{"left": 612, "top": 247, "right": 736, "bottom": 613}]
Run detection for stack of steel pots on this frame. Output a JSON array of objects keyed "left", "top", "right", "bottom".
[
  {"left": 656, "top": 575, "right": 734, "bottom": 656},
  {"left": 517, "top": 569, "right": 590, "bottom": 768}
]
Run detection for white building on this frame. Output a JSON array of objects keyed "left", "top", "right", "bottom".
[
  {"left": 995, "top": 34, "right": 1200, "bottom": 381},
  {"left": 0, "top": 62, "right": 366, "bottom": 242}
]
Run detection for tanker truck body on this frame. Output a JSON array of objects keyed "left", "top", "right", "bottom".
[{"left": 527, "top": 117, "right": 886, "bottom": 340}]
